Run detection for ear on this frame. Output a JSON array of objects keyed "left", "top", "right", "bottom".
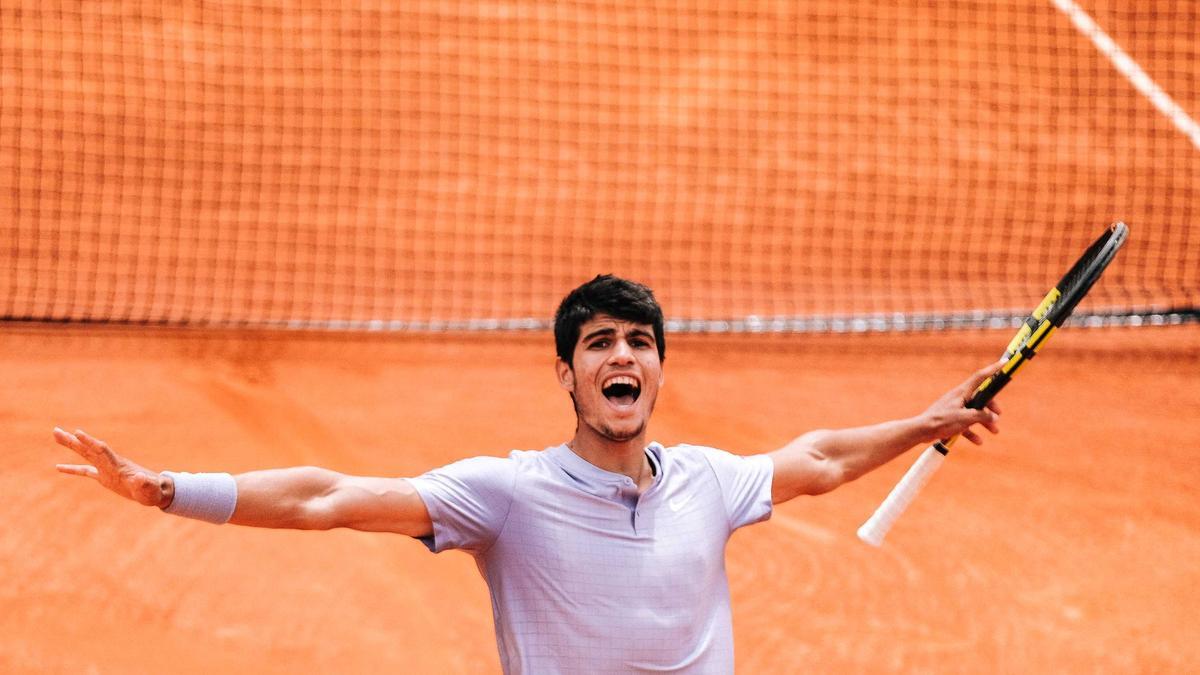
[{"left": 555, "top": 357, "right": 575, "bottom": 392}]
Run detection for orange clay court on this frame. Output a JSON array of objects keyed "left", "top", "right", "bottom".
[
  {"left": 4, "top": 327, "right": 1199, "bottom": 672},
  {"left": 2, "top": 2, "right": 1199, "bottom": 673}
]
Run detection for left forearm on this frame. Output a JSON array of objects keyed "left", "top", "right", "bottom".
[
  {"left": 770, "top": 417, "right": 930, "bottom": 502},
  {"left": 810, "top": 417, "right": 931, "bottom": 483},
  {"left": 769, "top": 362, "right": 1003, "bottom": 504}
]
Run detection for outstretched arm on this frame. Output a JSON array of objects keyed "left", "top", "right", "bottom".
[
  {"left": 53, "top": 428, "right": 432, "bottom": 537},
  {"left": 769, "top": 360, "right": 1003, "bottom": 504}
]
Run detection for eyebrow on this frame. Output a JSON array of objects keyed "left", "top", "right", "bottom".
[
  {"left": 581, "top": 327, "right": 655, "bottom": 343},
  {"left": 581, "top": 327, "right": 616, "bottom": 343},
  {"left": 627, "top": 328, "right": 655, "bottom": 343}
]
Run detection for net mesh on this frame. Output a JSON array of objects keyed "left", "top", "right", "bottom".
[{"left": 2, "top": 1, "right": 1197, "bottom": 330}]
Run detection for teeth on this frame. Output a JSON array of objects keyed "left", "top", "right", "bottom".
[{"left": 603, "top": 375, "right": 640, "bottom": 389}]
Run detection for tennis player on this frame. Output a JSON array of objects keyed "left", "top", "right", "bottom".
[{"left": 53, "top": 274, "right": 1000, "bottom": 673}]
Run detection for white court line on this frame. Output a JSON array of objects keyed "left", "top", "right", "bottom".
[{"left": 1051, "top": 0, "right": 1200, "bottom": 151}]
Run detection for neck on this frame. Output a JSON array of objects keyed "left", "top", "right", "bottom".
[{"left": 567, "top": 425, "right": 650, "bottom": 482}]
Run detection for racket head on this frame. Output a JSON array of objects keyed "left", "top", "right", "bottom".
[
  {"left": 1043, "top": 220, "right": 1129, "bottom": 327},
  {"left": 968, "top": 222, "right": 1129, "bottom": 409}
]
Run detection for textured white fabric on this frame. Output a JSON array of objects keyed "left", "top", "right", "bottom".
[
  {"left": 161, "top": 471, "right": 238, "bottom": 524},
  {"left": 408, "top": 442, "right": 774, "bottom": 674}
]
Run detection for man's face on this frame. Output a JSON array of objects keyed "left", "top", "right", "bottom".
[{"left": 556, "top": 314, "right": 663, "bottom": 443}]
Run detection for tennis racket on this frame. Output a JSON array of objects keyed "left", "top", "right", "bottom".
[{"left": 857, "top": 221, "right": 1129, "bottom": 547}]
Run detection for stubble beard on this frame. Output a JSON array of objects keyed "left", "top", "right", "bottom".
[
  {"left": 575, "top": 396, "right": 656, "bottom": 443},
  {"left": 598, "top": 419, "right": 646, "bottom": 442}
]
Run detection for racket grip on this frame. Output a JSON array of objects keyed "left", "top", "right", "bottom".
[{"left": 857, "top": 445, "right": 946, "bottom": 547}]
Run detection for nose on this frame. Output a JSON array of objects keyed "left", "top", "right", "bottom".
[{"left": 608, "top": 338, "right": 635, "bottom": 365}]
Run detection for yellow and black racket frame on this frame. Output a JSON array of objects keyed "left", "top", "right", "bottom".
[{"left": 933, "top": 221, "right": 1130, "bottom": 455}]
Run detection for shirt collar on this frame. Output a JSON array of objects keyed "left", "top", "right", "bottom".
[{"left": 549, "top": 442, "right": 665, "bottom": 490}]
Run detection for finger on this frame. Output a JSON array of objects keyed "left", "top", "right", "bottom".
[
  {"left": 963, "top": 358, "right": 1006, "bottom": 390},
  {"left": 979, "top": 413, "right": 1000, "bottom": 434},
  {"left": 53, "top": 427, "right": 92, "bottom": 458},
  {"left": 56, "top": 464, "right": 99, "bottom": 478},
  {"left": 74, "top": 429, "right": 117, "bottom": 463},
  {"left": 74, "top": 429, "right": 104, "bottom": 452},
  {"left": 966, "top": 407, "right": 999, "bottom": 432},
  {"left": 986, "top": 399, "right": 1002, "bottom": 415},
  {"left": 962, "top": 428, "right": 983, "bottom": 445}
]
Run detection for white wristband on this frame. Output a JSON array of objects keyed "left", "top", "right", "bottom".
[{"left": 161, "top": 471, "right": 238, "bottom": 524}]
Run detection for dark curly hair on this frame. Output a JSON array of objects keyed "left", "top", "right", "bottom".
[{"left": 553, "top": 275, "right": 666, "bottom": 367}]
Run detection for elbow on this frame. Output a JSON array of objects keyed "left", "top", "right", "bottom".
[
  {"left": 298, "top": 468, "right": 352, "bottom": 530},
  {"left": 772, "top": 431, "right": 849, "bottom": 501},
  {"left": 283, "top": 474, "right": 343, "bottom": 530},
  {"left": 291, "top": 503, "right": 339, "bottom": 530},
  {"left": 808, "top": 456, "right": 849, "bottom": 496},
  {"left": 799, "top": 430, "right": 849, "bottom": 495}
]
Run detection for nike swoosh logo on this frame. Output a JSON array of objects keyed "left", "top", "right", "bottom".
[{"left": 668, "top": 495, "right": 691, "bottom": 512}]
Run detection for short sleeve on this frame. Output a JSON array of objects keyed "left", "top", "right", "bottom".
[
  {"left": 693, "top": 445, "right": 774, "bottom": 530},
  {"left": 406, "top": 455, "right": 516, "bottom": 553}
]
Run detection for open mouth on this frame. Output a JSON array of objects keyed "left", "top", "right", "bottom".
[{"left": 601, "top": 375, "right": 641, "bottom": 407}]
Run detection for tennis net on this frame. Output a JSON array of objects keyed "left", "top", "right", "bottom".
[{"left": 2, "top": 1, "right": 1197, "bottom": 332}]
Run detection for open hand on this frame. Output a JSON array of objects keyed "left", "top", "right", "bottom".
[
  {"left": 919, "top": 360, "right": 1004, "bottom": 445},
  {"left": 54, "top": 428, "right": 171, "bottom": 508}
]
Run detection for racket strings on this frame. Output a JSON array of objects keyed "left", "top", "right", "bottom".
[{"left": 1052, "top": 223, "right": 1129, "bottom": 319}]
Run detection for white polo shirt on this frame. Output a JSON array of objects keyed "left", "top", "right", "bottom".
[{"left": 408, "top": 442, "right": 774, "bottom": 674}]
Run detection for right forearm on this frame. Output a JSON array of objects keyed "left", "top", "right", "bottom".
[
  {"left": 227, "top": 466, "right": 343, "bottom": 529},
  {"left": 54, "top": 427, "right": 420, "bottom": 533}
]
